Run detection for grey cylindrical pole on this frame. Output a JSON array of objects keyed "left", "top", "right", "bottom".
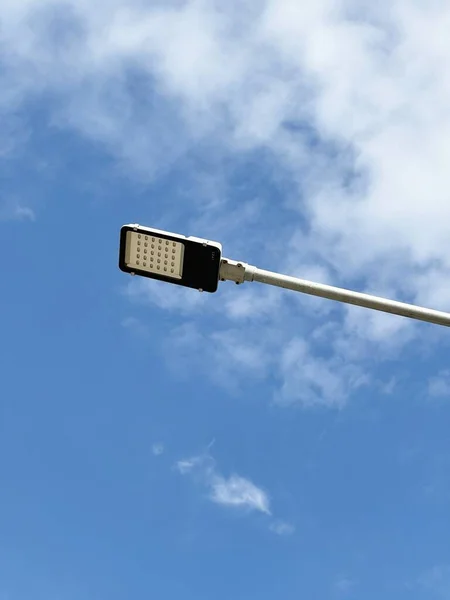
[{"left": 247, "top": 267, "right": 450, "bottom": 328}]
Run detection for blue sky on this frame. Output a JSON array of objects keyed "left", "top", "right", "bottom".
[{"left": 2, "top": 1, "right": 450, "bottom": 598}]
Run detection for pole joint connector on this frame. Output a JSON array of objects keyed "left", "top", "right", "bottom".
[{"left": 219, "top": 258, "right": 256, "bottom": 285}]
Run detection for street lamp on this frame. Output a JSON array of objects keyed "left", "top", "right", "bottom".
[{"left": 119, "top": 224, "right": 450, "bottom": 328}]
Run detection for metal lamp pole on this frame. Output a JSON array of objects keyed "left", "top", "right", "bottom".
[{"left": 220, "top": 259, "right": 450, "bottom": 328}]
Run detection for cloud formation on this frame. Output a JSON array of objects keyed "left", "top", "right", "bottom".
[
  {"left": 176, "top": 451, "right": 300, "bottom": 538},
  {"left": 269, "top": 520, "right": 295, "bottom": 536},
  {"left": 428, "top": 370, "right": 450, "bottom": 399},
  {"left": 210, "top": 474, "right": 271, "bottom": 514},
  {"left": 333, "top": 576, "right": 357, "bottom": 595},
  {"left": 417, "top": 565, "right": 450, "bottom": 599},
  {"left": 3, "top": 0, "right": 450, "bottom": 292},
  {"left": 176, "top": 452, "right": 271, "bottom": 515},
  {"left": 152, "top": 443, "right": 165, "bottom": 456},
  {"left": 176, "top": 451, "right": 295, "bottom": 534}
]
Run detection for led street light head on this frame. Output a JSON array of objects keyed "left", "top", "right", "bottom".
[{"left": 119, "top": 224, "right": 222, "bottom": 293}]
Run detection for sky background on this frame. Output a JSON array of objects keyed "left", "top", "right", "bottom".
[{"left": 1, "top": 1, "right": 450, "bottom": 598}]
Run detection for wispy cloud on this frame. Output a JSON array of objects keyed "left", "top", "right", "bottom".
[
  {"left": 428, "top": 370, "right": 450, "bottom": 399},
  {"left": 333, "top": 576, "right": 357, "bottom": 596},
  {"left": 3, "top": 0, "right": 450, "bottom": 295},
  {"left": 276, "top": 337, "right": 369, "bottom": 408},
  {"left": 269, "top": 520, "right": 295, "bottom": 536},
  {"left": 210, "top": 474, "right": 271, "bottom": 515},
  {"left": 164, "top": 322, "right": 272, "bottom": 394},
  {"left": 121, "top": 316, "right": 150, "bottom": 339},
  {"left": 125, "top": 279, "right": 207, "bottom": 315},
  {"left": 176, "top": 455, "right": 206, "bottom": 475},
  {"left": 223, "top": 287, "right": 282, "bottom": 321},
  {"left": 164, "top": 319, "right": 374, "bottom": 408},
  {"left": 151, "top": 443, "right": 164, "bottom": 457},
  {"left": 417, "top": 565, "right": 450, "bottom": 599},
  {"left": 175, "top": 451, "right": 279, "bottom": 521},
  {"left": 0, "top": 197, "right": 35, "bottom": 222}
]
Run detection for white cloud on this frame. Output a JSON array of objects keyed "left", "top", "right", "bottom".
[
  {"left": 428, "top": 370, "right": 450, "bottom": 399},
  {"left": 269, "top": 520, "right": 295, "bottom": 536},
  {"left": 176, "top": 452, "right": 272, "bottom": 517},
  {"left": 121, "top": 316, "right": 150, "bottom": 338},
  {"left": 163, "top": 318, "right": 380, "bottom": 408},
  {"left": 126, "top": 282, "right": 415, "bottom": 409},
  {"left": 125, "top": 279, "right": 207, "bottom": 314},
  {"left": 276, "top": 337, "right": 369, "bottom": 408},
  {"left": 176, "top": 456, "right": 205, "bottom": 475},
  {"left": 223, "top": 287, "right": 282, "bottom": 321},
  {"left": 334, "top": 576, "right": 357, "bottom": 595},
  {"left": 3, "top": 0, "right": 450, "bottom": 287},
  {"left": 152, "top": 443, "right": 164, "bottom": 456},
  {"left": 417, "top": 565, "right": 450, "bottom": 599},
  {"left": 343, "top": 302, "right": 416, "bottom": 346},
  {"left": 165, "top": 322, "right": 272, "bottom": 393},
  {"left": 0, "top": 196, "right": 35, "bottom": 221},
  {"left": 210, "top": 474, "right": 271, "bottom": 514},
  {"left": 13, "top": 205, "right": 35, "bottom": 220}
]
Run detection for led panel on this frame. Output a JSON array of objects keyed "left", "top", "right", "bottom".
[{"left": 125, "top": 231, "right": 185, "bottom": 279}]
